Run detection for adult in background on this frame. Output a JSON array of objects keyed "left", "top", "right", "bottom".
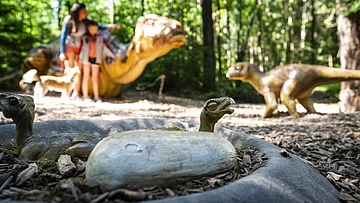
[{"left": 59, "top": 3, "right": 120, "bottom": 100}]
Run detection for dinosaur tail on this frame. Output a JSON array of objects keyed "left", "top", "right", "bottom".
[{"left": 319, "top": 67, "right": 360, "bottom": 83}]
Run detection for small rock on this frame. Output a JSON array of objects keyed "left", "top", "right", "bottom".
[
  {"left": 16, "top": 163, "right": 38, "bottom": 186},
  {"left": 57, "top": 155, "right": 76, "bottom": 175},
  {"left": 207, "top": 178, "right": 222, "bottom": 188}
]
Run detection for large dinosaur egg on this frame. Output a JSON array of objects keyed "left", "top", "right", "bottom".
[{"left": 86, "top": 130, "right": 236, "bottom": 190}]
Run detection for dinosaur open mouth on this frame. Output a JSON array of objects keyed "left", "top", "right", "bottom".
[
  {"left": 170, "top": 26, "right": 185, "bottom": 46},
  {"left": 170, "top": 33, "right": 186, "bottom": 47},
  {"left": 219, "top": 97, "right": 236, "bottom": 114},
  {"left": 170, "top": 34, "right": 185, "bottom": 40}
]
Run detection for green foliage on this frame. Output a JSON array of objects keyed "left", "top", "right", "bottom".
[
  {"left": 342, "top": 0, "right": 360, "bottom": 16},
  {"left": 0, "top": 143, "right": 18, "bottom": 155},
  {"left": 316, "top": 83, "right": 341, "bottom": 98},
  {"left": 0, "top": 0, "right": 58, "bottom": 75},
  {"left": 37, "top": 157, "right": 58, "bottom": 173}
]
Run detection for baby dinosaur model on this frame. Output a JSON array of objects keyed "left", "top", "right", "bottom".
[
  {"left": 199, "top": 97, "right": 235, "bottom": 132},
  {"left": 0, "top": 92, "right": 99, "bottom": 160},
  {"left": 86, "top": 97, "right": 236, "bottom": 190},
  {"left": 226, "top": 62, "right": 360, "bottom": 118}
]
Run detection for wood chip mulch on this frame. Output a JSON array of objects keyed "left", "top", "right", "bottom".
[
  {"left": 0, "top": 146, "right": 266, "bottom": 203},
  {"left": 226, "top": 112, "right": 360, "bottom": 203},
  {"left": 1, "top": 93, "right": 359, "bottom": 202}
]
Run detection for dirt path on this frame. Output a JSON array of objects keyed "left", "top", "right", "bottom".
[{"left": 0, "top": 90, "right": 359, "bottom": 202}]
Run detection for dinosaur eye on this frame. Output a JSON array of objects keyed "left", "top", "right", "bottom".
[
  {"left": 8, "top": 97, "right": 19, "bottom": 106},
  {"left": 206, "top": 101, "right": 218, "bottom": 111},
  {"left": 145, "top": 19, "right": 154, "bottom": 25}
]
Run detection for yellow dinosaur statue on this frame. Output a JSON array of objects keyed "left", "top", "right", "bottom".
[{"left": 21, "top": 14, "right": 185, "bottom": 97}]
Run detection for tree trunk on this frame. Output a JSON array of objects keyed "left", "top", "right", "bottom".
[
  {"left": 57, "top": 0, "right": 62, "bottom": 30},
  {"left": 310, "top": 0, "right": 317, "bottom": 64},
  {"left": 337, "top": 2, "right": 360, "bottom": 112},
  {"left": 215, "top": 0, "right": 222, "bottom": 79},
  {"left": 201, "top": 0, "right": 216, "bottom": 91},
  {"left": 141, "top": 0, "right": 145, "bottom": 15},
  {"left": 299, "top": 0, "right": 306, "bottom": 63},
  {"left": 236, "top": 0, "right": 244, "bottom": 62},
  {"left": 65, "top": 0, "right": 71, "bottom": 13},
  {"left": 283, "top": 1, "right": 293, "bottom": 64},
  {"left": 256, "top": 0, "right": 263, "bottom": 70}
]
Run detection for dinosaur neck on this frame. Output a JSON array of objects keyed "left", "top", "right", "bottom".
[
  {"left": 14, "top": 113, "right": 34, "bottom": 151},
  {"left": 111, "top": 43, "right": 148, "bottom": 84},
  {"left": 199, "top": 115, "right": 216, "bottom": 132},
  {"left": 246, "top": 70, "right": 265, "bottom": 95},
  {"left": 111, "top": 41, "right": 175, "bottom": 84}
]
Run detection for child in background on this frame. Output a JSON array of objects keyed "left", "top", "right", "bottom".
[
  {"left": 59, "top": 3, "right": 120, "bottom": 100},
  {"left": 79, "top": 20, "right": 116, "bottom": 102}
]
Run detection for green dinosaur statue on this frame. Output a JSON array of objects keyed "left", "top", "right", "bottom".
[
  {"left": 226, "top": 62, "right": 360, "bottom": 118},
  {"left": 199, "top": 97, "right": 235, "bottom": 132},
  {"left": 0, "top": 93, "right": 234, "bottom": 161},
  {"left": 0, "top": 92, "right": 99, "bottom": 160}
]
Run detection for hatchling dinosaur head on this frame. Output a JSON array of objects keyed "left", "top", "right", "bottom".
[
  {"left": 200, "top": 97, "right": 235, "bottom": 125},
  {"left": 226, "top": 62, "right": 258, "bottom": 80},
  {"left": 0, "top": 92, "right": 35, "bottom": 123}
]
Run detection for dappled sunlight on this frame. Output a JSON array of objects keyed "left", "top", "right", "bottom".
[
  {"left": 25, "top": 94, "right": 347, "bottom": 130},
  {"left": 217, "top": 102, "right": 342, "bottom": 128},
  {"left": 30, "top": 95, "right": 201, "bottom": 122}
]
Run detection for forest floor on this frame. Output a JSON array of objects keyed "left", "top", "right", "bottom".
[{"left": 0, "top": 90, "right": 359, "bottom": 202}]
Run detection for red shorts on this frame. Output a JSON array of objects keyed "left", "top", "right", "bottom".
[{"left": 66, "top": 46, "right": 80, "bottom": 54}]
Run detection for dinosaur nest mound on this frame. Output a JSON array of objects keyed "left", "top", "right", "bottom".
[
  {"left": 0, "top": 145, "right": 265, "bottom": 202},
  {"left": 0, "top": 91, "right": 358, "bottom": 202}
]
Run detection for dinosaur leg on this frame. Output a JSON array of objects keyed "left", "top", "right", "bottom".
[
  {"left": 67, "top": 134, "right": 99, "bottom": 160},
  {"left": 297, "top": 97, "right": 316, "bottom": 113},
  {"left": 67, "top": 142, "right": 96, "bottom": 160},
  {"left": 281, "top": 95, "right": 300, "bottom": 118},
  {"left": 263, "top": 92, "right": 278, "bottom": 118},
  {"left": 281, "top": 80, "right": 300, "bottom": 118}
]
